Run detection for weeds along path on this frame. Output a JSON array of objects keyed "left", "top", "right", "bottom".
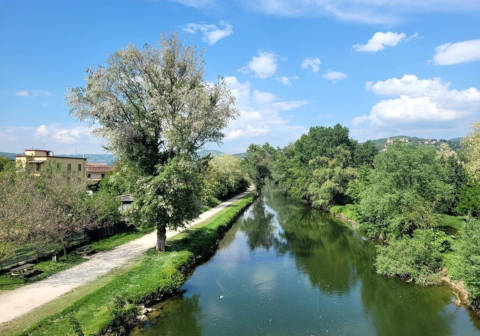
[{"left": 0, "top": 189, "right": 253, "bottom": 324}]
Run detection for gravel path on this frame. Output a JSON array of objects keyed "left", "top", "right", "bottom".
[{"left": 0, "top": 190, "right": 252, "bottom": 324}]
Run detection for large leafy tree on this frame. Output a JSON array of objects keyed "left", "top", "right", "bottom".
[
  {"left": 463, "top": 120, "right": 480, "bottom": 180},
  {"left": 358, "top": 143, "right": 452, "bottom": 240},
  {"left": 68, "top": 34, "right": 237, "bottom": 251},
  {"left": 243, "top": 143, "right": 275, "bottom": 194}
]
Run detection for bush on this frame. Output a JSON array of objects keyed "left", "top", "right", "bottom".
[
  {"left": 454, "top": 219, "right": 480, "bottom": 308},
  {"left": 375, "top": 229, "right": 444, "bottom": 286}
]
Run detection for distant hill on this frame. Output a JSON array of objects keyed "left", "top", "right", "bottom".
[
  {"left": 62, "top": 154, "right": 116, "bottom": 165},
  {"left": 199, "top": 150, "right": 246, "bottom": 158},
  {"left": 0, "top": 152, "right": 17, "bottom": 160},
  {"left": 369, "top": 136, "right": 463, "bottom": 151}
]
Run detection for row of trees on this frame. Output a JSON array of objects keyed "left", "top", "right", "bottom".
[
  {"left": 245, "top": 122, "right": 480, "bottom": 308},
  {"left": 0, "top": 163, "right": 120, "bottom": 262}
]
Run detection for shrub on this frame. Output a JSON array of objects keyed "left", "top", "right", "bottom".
[{"left": 375, "top": 229, "right": 444, "bottom": 286}]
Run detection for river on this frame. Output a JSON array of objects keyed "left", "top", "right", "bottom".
[{"left": 130, "top": 188, "right": 480, "bottom": 336}]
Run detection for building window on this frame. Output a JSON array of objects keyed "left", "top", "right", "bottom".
[
  {"left": 101, "top": 173, "right": 105, "bottom": 178},
  {"left": 36, "top": 163, "right": 40, "bottom": 171},
  {"left": 67, "top": 163, "right": 71, "bottom": 172},
  {"left": 87, "top": 174, "right": 91, "bottom": 178},
  {"left": 78, "top": 164, "right": 82, "bottom": 172}
]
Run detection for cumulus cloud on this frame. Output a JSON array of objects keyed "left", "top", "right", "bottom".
[
  {"left": 301, "top": 57, "right": 321, "bottom": 72},
  {"left": 323, "top": 71, "right": 347, "bottom": 83},
  {"left": 276, "top": 75, "right": 299, "bottom": 86},
  {"left": 353, "top": 32, "right": 408, "bottom": 52},
  {"left": 433, "top": 39, "right": 480, "bottom": 66},
  {"left": 240, "top": 51, "right": 278, "bottom": 79},
  {"left": 222, "top": 76, "right": 307, "bottom": 145},
  {"left": 14, "top": 90, "right": 52, "bottom": 97},
  {"left": 183, "top": 21, "right": 233, "bottom": 45},
  {"left": 353, "top": 74, "right": 480, "bottom": 128}
]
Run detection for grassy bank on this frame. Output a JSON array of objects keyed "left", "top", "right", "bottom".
[
  {"left": 15, "top": 193, "right": 254, "bottom": 336},
  {"left": 0, "top": 230, "right": 152, "bottom": 294}
]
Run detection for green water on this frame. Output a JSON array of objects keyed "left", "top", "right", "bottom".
[{"left": 130, "top": 189, "right": 480, "bottom": 336}]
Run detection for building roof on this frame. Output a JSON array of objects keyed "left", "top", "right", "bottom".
[
  {"left": 86, "top": 163, "right": 114, "bottom": 174},
  {"left": 24, "top": 149, "right": 51, "bottom": 152},
  {"left": 16, "top": 155, "right": 86, "bottom": 160}
]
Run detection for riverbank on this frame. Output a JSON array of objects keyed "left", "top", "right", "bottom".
[
  {"left": 330, "top": 204, "right": 480, "bottom": 318},
  {"left": 13, "top": 192, "right": 255, "bottom": 336}
]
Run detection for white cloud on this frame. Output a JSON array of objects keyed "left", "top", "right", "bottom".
[
  {"left": 301, "top": 57, "right": 321, "bottom": 72},
  {"left": 353, "top": 74, "right": 480, "bottom": 128},
  {"left": 354, "top": 32, "right": 407, "bottom": 52},
  {"left": 169, "top": 0, "right": 213, "bottom": 8},
  {"left": 433, "top": 39, "right": 480, "bottom": 66},
  {"left": 0, "top": 124, "right": 105, "bottom": 154},
  {"left": 35, "top": 125, "right": 49, "bottom": 137},
  {"left": 223, "top": 76, "right": 307, "bottom": 145},
  {"left": 240, "top": 51, "right": 278, "bottom": 79},
  {"left": 323, "top": 71, "right": 347, "bottom": 83},
  {"left": 276, "top": 75, "right": 298, "bottom": 86},
  {"left": 13, "top": 90, "right": 52, "bottom": 97},
  {"left": 236, "top": 0, "right": 480, "bottom": 24},
  {"left": 183, "top": 21, "right": 233, "bottom": 45}
]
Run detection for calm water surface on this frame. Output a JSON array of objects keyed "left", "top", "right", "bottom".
[{"left": 130, "top": 189, "right": 480, "bottom": 336}]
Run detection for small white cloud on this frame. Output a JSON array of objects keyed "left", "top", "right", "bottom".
[
  {"left": 240, "top": 51, "right": 278, "bottom": 79},
  {"left": 353, "top": 32, "right": 407, "bottom": 52},
  {"left": 14, "top": 90, "right": 29, "bottom": 97},
  {"left": 13, "top": 90, "right": 52, "bottom": 97},
  {"left": 323, "top": 71, "right": 347, "bottom": 83},
  {"left": 301, "top": 57, "right": 321, "bottom": 72},
  {"left": 354, "top": 74, "right": 480, "bottom": 127},
  {"left": 223, "top": 76, "right": 307, "bottom": 142},
  {"left": 35, "top": 125, "right": 49, "bottom": 137},
  {"left": 183, "top": 21, "right": 233, "bottom": 45},
  {"left": 433, "top": 39, "right": 480, "bottom": 66},
  {"left": 276, "top": 75, "right": 298, "bottom": 86}
]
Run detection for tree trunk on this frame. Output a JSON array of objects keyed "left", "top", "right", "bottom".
[
  {"left": 156, "top": 225, "right": 166, "bottom": 252},
  {"left": 62, "top": 241, "right": 68, "bottom": 260}
]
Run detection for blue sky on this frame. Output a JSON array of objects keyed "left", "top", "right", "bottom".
[{"left": 1, "top": 0, "right": 480, "bottom": 154}]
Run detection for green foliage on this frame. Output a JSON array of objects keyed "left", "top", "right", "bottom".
[
  {"left": 203, "top": 155, "right": 248, "bottom": 201},
  {"left": 453, "top": 218, "right": 480, "bottom": 307},
  {"left": 456, "top": 179, "right": 480, "bottom": 216},
  {"left": 358, "top": 143, "right": 452, "bottom": 239},
  {"left": 375, "top": 229, "right": 445, "bottom": 286},
  {"left": 347, "top": 165, "right": 371, "bottom": 203},
  {"left": 0, "top": 156, "right": 12, "bottom": 172},
  {"left": 353, "top": 140, "right": 378, "bottom": 167},
  {"left": 271, "top": 124, "right": 358, "bottom": 209},
  {"left": 129, "top": 157, "right": 203, "bottom": 233},
  {"left": 307, "top": 147, "right": 357, "bottom": 210},
  {"left": 243, "top": 143, "right": 275, "bottom": 193},
  {"left": 68, "top": 316, "right": 84, "bottom": 336}
]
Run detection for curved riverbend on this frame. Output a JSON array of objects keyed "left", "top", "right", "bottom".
[{"left": 130, "top": 188, "right": 480, "bottom": 336}]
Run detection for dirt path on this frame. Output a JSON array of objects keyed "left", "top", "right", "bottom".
[{"left": 0, "top": 190, "right": 252, "bottom": 324}]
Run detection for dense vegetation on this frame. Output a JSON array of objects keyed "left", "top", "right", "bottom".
[{"left": 248, "top": 122, "right": 480, "bottom": 310}]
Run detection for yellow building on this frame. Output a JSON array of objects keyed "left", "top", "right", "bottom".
[{"left": 15, "top": 149, "right": 87, "bottom": 180}]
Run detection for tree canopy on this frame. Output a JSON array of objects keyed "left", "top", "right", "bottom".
[{"left": 68, "top": 34, "right": 237, "bottom": 251}]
